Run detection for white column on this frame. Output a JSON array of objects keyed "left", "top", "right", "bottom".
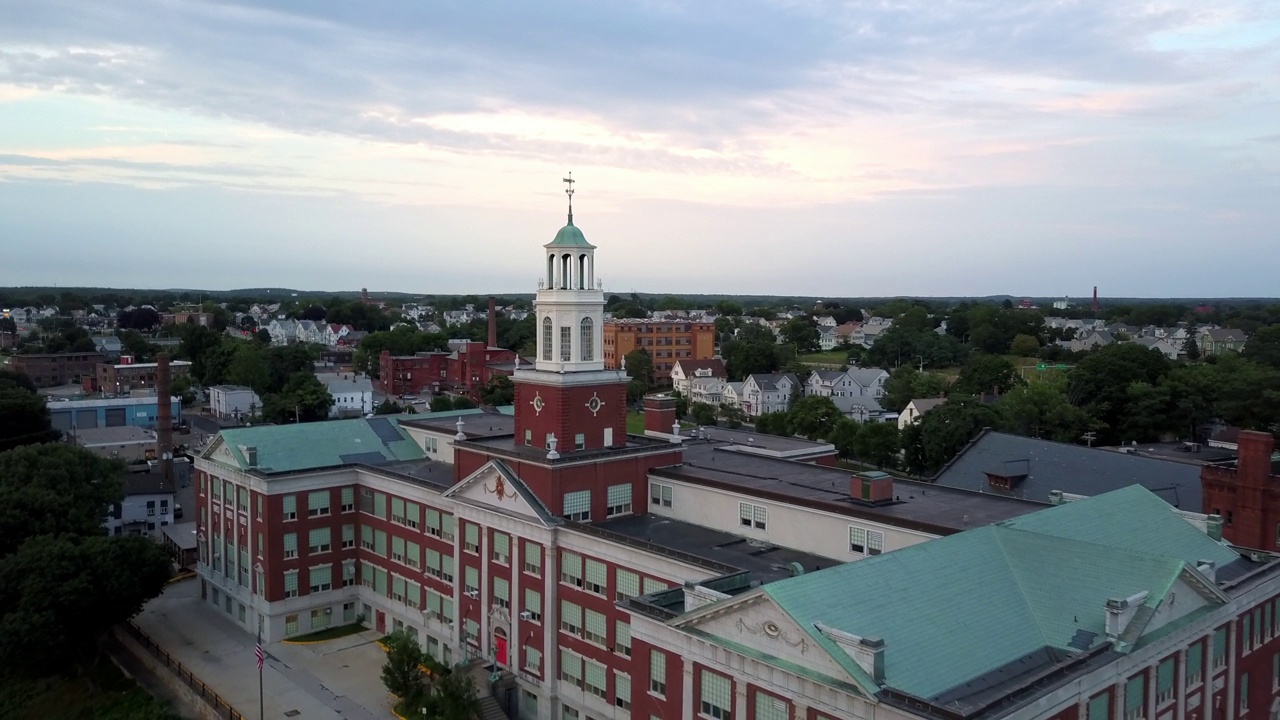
[
  {"left": 544, "top": 539, "right": 559, "bottom": 715},
  {"left": 683, "top": 657, "right": 695, "bottom": 720}
]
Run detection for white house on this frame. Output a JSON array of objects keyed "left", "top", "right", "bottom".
[
  {"left": 898, "top": 397, "right": 947, "bottom": 431},
  {"left": 806, "top": 367, "right": 891, "bottom": 421},
  {"left": 739, "top": 373, "right": 800, "bottom": 417},
  {"left": 266, "top": 319, "right": 297, "bottom": 346},
  {"left": 317, "top": 373, "right": 374, "bottom": 417},
  {"left": 721, "top": 381, "right": 743, "bottom": 409},
  {"left": 669, "top": 358, "right": 727, "bottom": 396},
  {"left": 1131, "top": 336, "right": 1182, "bottom": 361},
  {"left": 323, "top": 323, "right": 354, "bottom": 346},
  {"left": 209, "top": 385, "right": 261, "bottom": 420},
  {"left": 106, "top": 471, "right": 176, "bottom": 537},
  {"left": 295, "top": 320, "right": 324, "bottom": 345}
]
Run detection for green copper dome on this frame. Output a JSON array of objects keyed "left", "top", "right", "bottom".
[{"left": 545, "top": 220, "right": 595, "bottom": 249}]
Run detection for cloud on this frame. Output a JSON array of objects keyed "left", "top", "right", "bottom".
[{"left": 0, "top": 0, "right": 1278, "bottom": 294}]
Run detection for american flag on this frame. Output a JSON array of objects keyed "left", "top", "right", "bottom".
[{"left": 255, "top": 630, "right": 265, "bottom": 671}]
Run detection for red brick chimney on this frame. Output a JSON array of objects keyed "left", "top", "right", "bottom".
[
  {"left": 643, "top": 394, "right": 677, "bottom": 435},
  {"left": 156, "top": 353, "right": 173, "bottom": 482},
  {"left": 1237, "top": 431, "right": 1275, "bottom": 486},
  {"left": 488, "top": 297, "right": 498, "bottom": 348}
]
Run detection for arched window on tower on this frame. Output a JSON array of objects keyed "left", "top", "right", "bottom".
[
  {"left": 561, "top": 254, "right": 572, "bottom": 289},
  {"left": 541, "top": 317, "right": 552, "bottom": 362},
  {"left": 578, "top": 254, "right": 588, "bottom": 290},
  {"left": 580, "top": 317, "right": 593, "bottom": 361},
  {"left": 547, "top": 254, "right": 555, "bottom": 288}
]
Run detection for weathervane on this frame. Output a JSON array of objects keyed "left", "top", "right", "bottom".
[{"left": 563, "top": 172, "right": 575, "bottom": 224}]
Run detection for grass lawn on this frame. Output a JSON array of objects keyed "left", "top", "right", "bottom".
[
  {"left": 797, "top": 350, "right": 849, "bottom": 366},
  {"left": 626, "top": 411, "right": 647, "bottom": 434},
  {"left": 283, "top": 622, "right": 367, "bottom": 643},
  {"left": 0, "top": 661, "right": 181, "bottom": 720}
]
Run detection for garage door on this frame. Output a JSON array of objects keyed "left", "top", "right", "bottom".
[
  {"left": 104, "top": 408, "right": 126, "bottom": 427},
  {"left": 50, "top": 411, "right": 72, "bottom": 432},
  {"left": 75, "top": 409, "right": 98, "bottom": 429}
]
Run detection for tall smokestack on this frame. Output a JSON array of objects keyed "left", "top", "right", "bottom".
[
  {"left": 488, "top": 297, "right": 498, "bottom": 348},
  {"left": 156, "top": 353, "right": 173, "bottom": 482},
  {"left": 1092, "top": 286, "right": 1099, "bottom": 313}
]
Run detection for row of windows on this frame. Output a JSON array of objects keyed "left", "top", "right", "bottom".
[{"left": 541, "top": 317, "right": 595, "bottom": 363}]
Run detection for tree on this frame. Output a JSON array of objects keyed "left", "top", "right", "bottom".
[
  {"left": 827, "top": 418, "right": 860, "bottom": 458},
  {"left": 226, "top": 344, "right": 271, "bottom": 396},
  {"left": 375, "top": 399, "right": 407, "bottom": 415},
  {"left": 714, "top": 300, "right": 743, "bottom": 317},
  {"left": 262, "top": 372, "right": 334, "bottom": 424},
  {"left": 1010, "top": 333, "right": 1040, "bottom": 357},
  {"left": 116, "top": 307, "right": 160, "bottom": 331},
  {"left": 0, "top": 444, "right": 171, "bottom": 675},
  {"left": 0, "top": 384, "right": 60, "bottom": 452},
  {"left": 354, "top": 327, "right": 448, "bottom": 377},
  {"left": 1242, "top": 324, "right": 1280, "bottom": 368},
  {"left": 480, "top": 375, "right": 514, "bottom": 406},
  {"left": 780, "top": 317, "right": 820, "bottom": 353},
  {"left": 787, "top": 396, "right": 843, "bottom": 440},
  {"left": 718, "top": 403, "right": 748, "bottom": 429},
  {"left": 624, "top": 349, "right": 654, "bottom": 402},
  {"left": 298, "top": 304, "right": 327, "bottom": 321},
  {"left": 881, "top": 367, "right": 949, "bottom": 413},
  {"left": 0, "top": 368, "right": 36, "bottom": 393},
  {"left": 902, "top": 397, "right": 1000, "bottom": 474},
  {"left": 852, "top": 422, "right": 900, "bottom": 468},
  {"left": 0, "top": 316, "right": 16, "bottom": 334},
  {"left": 413, "top": 666, "right": 480, "bottom": 720},
  {"left": 754, "top": 411, "right": 791, "bottom": 436},
  {"left": 997, "top": 379, "right": 1094, "bottom": 442},
  {"left": 118, "top": 329, "right": 155, "bottom": 361},
  {"left": 952, "top": 354, "right": 1023, "bottom": 398},
  {"left": 0, "top": 534, "right": 172, "bottom": 675},
  {"left": 170, "top": 373, "right": 197, "bottom": 407},
  {"left": 722, "top": 323, "right": 784, "bottom": 380},
  {"left": 690, "top": 402, "right": 718, "bottom": 426},
  {"left": 0, "top": 444, "right": 123, "bottom": 555},
  {"left": 380, "top": 629, "right": 426, "bottom": 700},
  {"left": 1066, "top": 343, "right": 1171, "bottom": 444}
]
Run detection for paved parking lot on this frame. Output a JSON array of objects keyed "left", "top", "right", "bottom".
[{"left": 136, "top": 579, "right": 396, "bottom": 719}]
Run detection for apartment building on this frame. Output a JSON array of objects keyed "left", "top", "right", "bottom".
[{"left": 603, "top": 319, "right": 715, "bottom": 384}]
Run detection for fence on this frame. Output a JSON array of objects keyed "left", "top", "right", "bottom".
[{"left": 120, "top": 621, "right": 247, "bottom": 720}]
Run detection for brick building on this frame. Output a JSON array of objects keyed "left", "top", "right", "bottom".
[
  {"left": 603, "top": 319, "right": 716, "bottom": 384},
  {"left": 193, "top": 190, "right": 1280, "bottom": 720},
  {"left": 94, "top": 358, "right": 192, "bottom": 394},
  {"left": 1202, "top": 430, "right": 1280, "bottom": 551},
  {"left": 8, "top": 351, "right": 106, "bottom": 388},
  {"left": 378, "top": 350, "right": 449, "bottom": 398}
]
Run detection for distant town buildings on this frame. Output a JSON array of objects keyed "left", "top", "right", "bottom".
[{"left": 602, "top": 318, "right": 716, "bottom": 383}]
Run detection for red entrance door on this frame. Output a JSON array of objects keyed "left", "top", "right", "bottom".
[
  {"left": 493, "top": 634, "right": 508, "bottom": 666},
  {"left": 376, "top": 610, "right": 386, "bottom": 634}
]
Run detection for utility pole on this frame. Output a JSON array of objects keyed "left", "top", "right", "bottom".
[{"left": 1081, "top": 431, "right": 1096, "bottom": 448}]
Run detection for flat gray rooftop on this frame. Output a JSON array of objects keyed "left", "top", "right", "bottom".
[
  {"left": 661, "top": 439, "right": 1044, "bottom": 535},
  {"left": 402, "top": 412, "right": 517, "bottom": 439},
  {"left": 73, "top": 425, "right": 156, "bottom": 445},
  {"left": 595, "top": 514, "right": 839, "bottom": 584},
  {"left": 686, "top": 426, "right": 834, "bottom": 455}
]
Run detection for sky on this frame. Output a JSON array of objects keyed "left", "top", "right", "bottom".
[{"left": 1, "top": 1, "right": 1278, "bottom": 298}]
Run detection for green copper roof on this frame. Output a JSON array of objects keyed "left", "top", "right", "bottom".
[
  {"left": 996, "top": 484, "right": 1239, "bottom": 567},
  {"left": 215, "top": 415, "right": 425, "bottom": 474},
  {"left": 762, "top": 486, "right": 1236, "bottom": 701},
  {"left": 545, "top": 221, "right": 595, "bottom": 249}
]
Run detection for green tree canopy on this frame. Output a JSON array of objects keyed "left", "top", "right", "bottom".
[
  {"left": 881, "top": 366, "right": 950, "bottom": 413},
  {"left": 480, "top": 374, "right": 514, "bottom": 407},
  {"left": 1243, "top": 324, "right": 1280, "bottom": 369},
  {"left": 354, "top": 327, "right": 449, "bottom": 377},
  {"left": 852, "top": 422, "right": 900, "bottom": 469},
  {"left": 902, "top": 397, "right": 1000, "bottom": 474},
  {"left": 788, "top": 395, "right": 843, "bottom": 440},
  {"left": 996, "top": 379, "right": 1095, "bottom": 442},
  {"left": 380, "top": 628, "right": 425, "bottom": 700},
  {"left": 0, "top": 534, "right": 172, "bottom": 675},
  {"left": 624, "top": 348, "right": 654, "bottom": 402},
  {"left": 262, "top": 372, "right": 334, "bottom": 424},
  {"left": 0, "top": 444, "right": 123, "bottom": 555},
  {"left": 0, "top": 385, "right": 61, "bottom": 454},
  {"left": 952, "top": 354, "right": 1023, "bottom": 397},
  {"left": 780, "top": 317, "right": 820, "bottom": 353},
  {"left": 1010, "top": 333, "right": 1040, "bottom": 357},
  {"left": 1066, "top": 343, "right": 1171, "bottom": 444}
]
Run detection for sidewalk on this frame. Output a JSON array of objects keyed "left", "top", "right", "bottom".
[{"left": 136, "top": 579, "right": 395, "bottom": 719}]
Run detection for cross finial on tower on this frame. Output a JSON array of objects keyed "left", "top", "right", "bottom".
[{"left": 563, "top": 172, "right": 575, "bottom": 224}]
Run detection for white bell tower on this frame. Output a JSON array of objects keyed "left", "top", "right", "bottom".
[{"left": 534, "top": 173, "right": 605, "bottom": 374}]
